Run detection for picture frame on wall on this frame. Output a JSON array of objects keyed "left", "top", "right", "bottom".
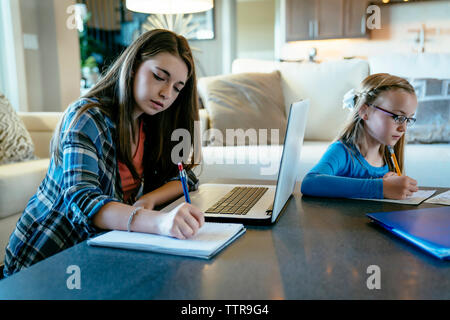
[{"left": 187, "top": 7, "right": 215, "bottom": 40}]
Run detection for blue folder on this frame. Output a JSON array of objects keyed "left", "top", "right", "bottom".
[{"left": 367, "top": 206, "right": 450, "bottom": 260}]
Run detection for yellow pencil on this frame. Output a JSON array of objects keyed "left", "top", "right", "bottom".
[{"left": 387, "top": 146, "right": 402, "bottom": 176}]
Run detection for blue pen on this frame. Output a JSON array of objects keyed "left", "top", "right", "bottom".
[{"left": 178, "top": 162, "right": 191, "bottom": 203}]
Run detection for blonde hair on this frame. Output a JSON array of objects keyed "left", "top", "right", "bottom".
[{"left": 337, "top": 73, "right": 416, "bottom": 172}]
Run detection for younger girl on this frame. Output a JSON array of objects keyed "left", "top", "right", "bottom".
[
  {"left": 301, "top": 73, "right": 419, "bottom": 200},
  {"left": 4, "top": 29, "right": 204, "bottom": 277}
]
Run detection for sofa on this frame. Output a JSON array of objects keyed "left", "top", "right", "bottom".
[
  {"left": 1, "top": 53, "right": 449, "bottom": 265},
  {"left": 196, "top": 54, "right": 450, "bottom": 187},
  {"left": 0, "top": 112, "right": 61, "bottom": 266}
]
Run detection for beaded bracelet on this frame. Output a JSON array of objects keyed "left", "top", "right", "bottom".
[{"left": 127, "top": 206, "right": 143, "bottom": 232}]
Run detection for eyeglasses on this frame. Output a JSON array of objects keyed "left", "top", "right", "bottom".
[{"left": 367, "top": 104, "right": 416, "bottom": 127}]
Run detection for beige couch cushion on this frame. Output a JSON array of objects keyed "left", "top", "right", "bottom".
[
  {"left": 0, "top": 158, "right": 49, "bottom": 219},
  {"left": 232, "top": 58, "right": 369, "bottom": 141},
  {"left": 19, "top": 112, "right": 63, "bottom": 159},
  {"left": 197, "top": 71, "right": 287, "bottom": 146},
  {"left": 0, "top": 93, "right": 36, "bottom": 164}
]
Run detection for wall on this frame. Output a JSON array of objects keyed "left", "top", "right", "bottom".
[
  {"left": 189, "top": 0, "right": 237, "bottom": 77},
  {"left": 189, "top": 1, "right": 223, "bottom": 77},
  {"left": 278, "top": 0, "right": 450, "bottom": 62},
  {"left": 53, "top": 0, "right": 82, "bottom": 111},
  {"left": 21, "top": 0, "right": 58, "bottom": 112},
  {"left": 237, "top": 0, "right": 275, "bottom": 60},
  {"left": 191, "top": 0, "right": 275, "bottom": 77},
  {"left": 0, "top": 0, "right": 28, "bottom": 111},
  {"left": 20, "top": 0, "right": 80, "bottom": 112}
]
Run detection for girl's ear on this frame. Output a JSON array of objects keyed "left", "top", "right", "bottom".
[{"left": 358, "top": 104, "right": 369, "bottom": 121}]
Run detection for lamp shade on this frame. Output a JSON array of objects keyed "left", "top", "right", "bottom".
[{"left": 126, "top": 0, "right": 213, "bottom": 14}]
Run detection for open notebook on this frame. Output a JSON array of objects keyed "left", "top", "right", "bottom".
[
  {"left": 87, "top": 222, "right": 246, "bottom": 259},
  {"left": 354, "top": 189, "right": 436, "bottom": 205},
  {"left": 424, "top": 190, "right": 450, "bottom": 206}
]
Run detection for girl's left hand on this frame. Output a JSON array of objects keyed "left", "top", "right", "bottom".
[{"left": 133, "top": 196, "right": 155, "bottom": 210}]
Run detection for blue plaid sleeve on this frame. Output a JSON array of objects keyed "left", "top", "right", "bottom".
[{"left": 61, "top": 109, "right": 119, "bottom": 232}]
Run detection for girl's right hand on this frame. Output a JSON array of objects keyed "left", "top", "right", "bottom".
[
  {"left": 382, "top": 175, "right": 419, "bottom": 200},
  {"left": 155, "top": 203, "right": 205, "bottom": 239},
  {"left": 382, "top": 171, "right": 397, "bottom": 179}
]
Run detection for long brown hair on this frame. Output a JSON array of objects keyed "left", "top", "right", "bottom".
[
  {"left": 337, "top": 73, "right": 416, "bottom": 172},
  {"left": 52, "top": 29, "right": 200, "bottom": 193}
]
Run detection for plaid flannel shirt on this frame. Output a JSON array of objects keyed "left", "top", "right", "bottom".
[{"left": 3, "top": 98, "right": 196, "bottom": 277}]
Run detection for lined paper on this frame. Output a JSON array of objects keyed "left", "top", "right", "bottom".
[{"left": 425, "top": 190, "right": 450, "bottom": 206}]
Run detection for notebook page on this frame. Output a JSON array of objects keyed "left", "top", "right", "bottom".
[
  {"left": 424, "top": 190, "right": 450, "bottom": 206},
  {"left": 88, "top": 222, "right": 244, "bottom": 256},
  {"left": 354, "top": 189, "right": 436, "bottom": 205}
]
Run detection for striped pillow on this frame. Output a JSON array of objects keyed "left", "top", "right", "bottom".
[
  {"left": 407, "top": 78, "right": 450, "bottom": 143},
  {"left": 0, "top": 93, "right": 36, "bottom": 164}
]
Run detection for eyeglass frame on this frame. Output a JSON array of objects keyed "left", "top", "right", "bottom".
[{"left": 366, "top": 103, "right": 416, "bottom": 127}]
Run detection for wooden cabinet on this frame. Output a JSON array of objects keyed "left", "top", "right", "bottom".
[
  {"left": 344, "top": 0, "right": 369, "bottom": 37},
  {"left": 286, "top": 0, "right": 368, "bottom": 41},
  {"left": 285, "top": 0, "right": 316, "bottom": 41},
  {"left": 316, "top": 0, "right": 344, "bottom": 39}
]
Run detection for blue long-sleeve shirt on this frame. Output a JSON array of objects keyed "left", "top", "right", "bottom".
[{"left": 301, "top": 141, "right": 388, "bottom": 199}]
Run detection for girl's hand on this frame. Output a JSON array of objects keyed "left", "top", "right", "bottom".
[
  {"left": 133, "top": 196, "right": 155, "bottom": 210},
  {"left": 155, "top": 203, "right": 205, "bottom": 239},
  {"left": 383, "top": 171, "right": 397, "bottom": 179},
  {"left": 382, "top": 175, "right": 419, "bottom": 200}
]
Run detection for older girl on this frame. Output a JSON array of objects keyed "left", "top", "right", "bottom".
[
  {"left": 301, "top": 73, "right": 419, "bottom": 200},
  {"left": 4, "top": 29, "right": 204, "bottom": 277}
]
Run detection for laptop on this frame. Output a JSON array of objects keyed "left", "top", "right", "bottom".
[
  {"left": 162, "top": 100, "right": 310, "bottom": 225},
  {"left": 367, "top": 206, "right": 450, "bottom": 260}
]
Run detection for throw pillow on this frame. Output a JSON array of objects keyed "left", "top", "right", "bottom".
[
  {"left": 0, "top": 93, "right": 36, "bottom": 164},
  {"left": 406, "top": 78, "right": 450, "bottom": 143},
  {"left": 233, "top": 58, "right": 369, "bottom": 141},
  {"left": 197, "top": 71, "right": 287, "bottom": 146}
]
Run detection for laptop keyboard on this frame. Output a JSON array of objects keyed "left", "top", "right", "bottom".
[{"left": 205, "top": 187, "right": 268, "bottom": 215}]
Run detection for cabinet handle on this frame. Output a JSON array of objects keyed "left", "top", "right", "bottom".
[
  {"left": 361, "top": 16, "right": 366, "bottom": 35},
  {"left": 315, "top": 20, "right": 319, "bottom": 38},
  {"left": 309, "top": 20, "right": 314, "bottom": 39}
]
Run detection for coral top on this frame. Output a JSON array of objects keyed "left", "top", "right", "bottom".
[{"left": 118, "top": 121, "right": 145, "bottom": 203}]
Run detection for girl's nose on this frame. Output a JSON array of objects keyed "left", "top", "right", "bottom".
[
  {"left": 160, "top": 84, "right": 171, "bottom": 100},
  {"left": 397, "top": 122, "right": 407, "bottom": 132}
]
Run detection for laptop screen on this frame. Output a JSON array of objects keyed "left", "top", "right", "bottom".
[{"left": 271, "top": 100, "right": 309, "bottom": 223}]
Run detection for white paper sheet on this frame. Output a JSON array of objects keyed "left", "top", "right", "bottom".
[
  {"left": 424, "top": 190, "right": 450, "bottom": 206},
  {"left": 87, "top": 222, "right": 246, "bottom": 259},
  {"left": 354, "top": 189, "right": 436, "bottom": 205}
]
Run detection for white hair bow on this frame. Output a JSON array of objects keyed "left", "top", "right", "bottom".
[{"left": 342, "top": 88, "right": 357, "bottom": 110}]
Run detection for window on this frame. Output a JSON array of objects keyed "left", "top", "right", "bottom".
[
  {"left": 0, "top": 0, "right": 27, "bottom": 111},
  {"left": 0, "top": 2, "right": 8, "bottom": 96}
]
